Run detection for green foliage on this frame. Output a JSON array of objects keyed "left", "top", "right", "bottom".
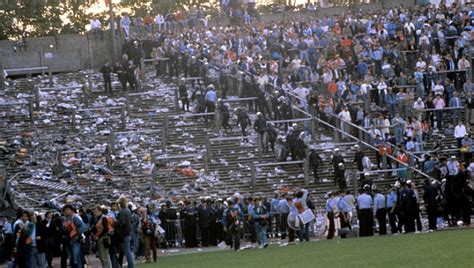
[
  {"left": 0, "top": 1, "right": 96, "bottom": 40},
  {"left": 0, "top": 0, "right": 219, "bottom": 40}
]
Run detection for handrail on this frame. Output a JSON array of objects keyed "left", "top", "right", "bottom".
[
  {"left": 115, "top": 129, "right": 161, "bottom": 135},
  {"left": 292, "top": 101, "right": 431, "bottom": 180},
  {"left": 155, "top": 153, "right": 203, "bottom": 161},
  {"left": 357, "top": 168, "right": 406, "bottom": 174},
  {"left": 169, "top": 112, "right": 213, "bottom": 118},
  {"left": 417, "top": 106, "right": 465, "bottom": 112},
  {"left": 209, "top": 135, "right": 256, "bottom": 142},
  {"left": 144, "top": 58, "right": 169, "bottom": 62},
  {"left": 267, "top": 118, "right": 312, "bottom": 124},
  {"left": 75, "top": 106, "right": 123, "bottom": 112},
  {"left": 254, "top": 160, "right": 304, "bottom": 167},
  {"left": 62, "top": 147, "right": 106, "bottom": 154},
  {"left": 4, "top": 66, "right": 49, "bottom": 74},
  {"left": 38, "top": 86, "right": 83, "bottom": 91},
  {"left": 221, "top": 97, "right": 258, "bottom": 102}
]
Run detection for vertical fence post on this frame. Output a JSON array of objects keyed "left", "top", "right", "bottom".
[
  {"left": 407, "top": 155, "right": 414, "bottom": 180},
  {"left": 205, "top": 137, "right": 211, "bottom": 165},
  {"left": 28, "top": 99, "right": 34, "bottom": 122},
  {"left": 203, "top": 151, "right": 209, "bottom": 173},
  {"left": 0, "top": 61, "right": 4, "bottom": 91},
  {"left": 382, "top": 155, "right": 389, "bottom": 180},
  {"left": 109, "top": 129, "right": 116, "bottom": 155},
  {"left": 120, "top": 107, "right": 126, "bottom": 130},
  {"left": 163, "top": 115, "right": 169, "bottom": 138},
  {"left": 124, "top": 91, "right": 130, "bottom": 113},
  {"left": 105, "top": 145, "right": 113, "bottom": 169},
  {"left": 353, "top": 171, "right": 359, "bottom": 196},
  {"left": 215, "top": 109, "right": 221, "bottom": 135},
  {"left": 34, "top": 86, "right": 40, "bottom": 111},
  {"left": 311, "top": 118, "right": 317, "bottom": 142},
  {"left": 251, "top": 164, "right": 256, "bottom": 188},
  {"left": 48, "top": 68, "right": 53, "bottom": 87},
  {"left": 71, "top": 110, "right": 76, "bottom": 130},
  {"left": 174, "top": 81, "right": 180, "bottom": 112},
  {"left": 333, "top": 116, "right": 340, "bottom": 142},
  {"left": 303, "top": 158, "right": 309, "bottom": 186},
  {"left": 161, "top": 124, "right": 167, "bottom": 151}
]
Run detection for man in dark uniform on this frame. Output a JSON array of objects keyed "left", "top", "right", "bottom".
[
  {"left": 100, "top": 60, "right": 113, "bottom": 92},
  {"left": 114, "top": 61, "right": 127, "bottom": 91},
  {"left": 182, "top": 201, "right": 198, "bottom": 248},
  {"left": 217, "top": 100, "right": 231, "bottom": 133},
  {"left": 197, "top": 198, "right": 211, "bottom": 247},
  {"left": 264, "top": 123, "right": 278, "bottom": 153},
  {"left": 357, "top": 185, "right": 374, "bottom": 237},
  {"left": 125, "top": 61, "right": 137, "bottom": 91},
  {"left": 400, "top": 181, "right": 417, "bottom": 233},
  {"left": 309, "top": 148, "right": 323, "bottom": 183},
  {"left": 386, "top": 185, "right": 400, "bottom": 234},
  {"left": 254, "top": 112, "right": 267, "bottom": 149},
  {"left": 178, "top": 79, "right": 190, "bottom": 112},
  {"left": 236, "top": 107, "right": 251, "bottom": 137},
  {"left": 423, "top": 179, "right": 439, "bottom": 231}
]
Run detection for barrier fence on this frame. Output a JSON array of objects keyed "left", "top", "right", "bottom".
[{"left": 154, "top": 210, "right": 328, "bottom": 248}]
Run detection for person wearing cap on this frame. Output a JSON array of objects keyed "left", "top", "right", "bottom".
[
  {"left": 198, "top": 198, "right": 212, "bottom": 247},
  {"left": 250, "top": 197, "right": 269, "bottom": 249},
  {"left": 386, "top": 186, "right": 400, "bottom": 234},
  {"left": 179, "top": 79, "right": 190, "bottom": 112},
  {"left": 373, "top": 188, "right": 387, "bottom": 235},
  {"left": 277, "top": 193, "right": 291, "bottom": 240},
  {"left": 325, "top": 192, "right": 336, "bottom": 239},
  {"left": 205, "top": 84, "right": 217, "bottom": 110},
  {"left": 357, "top": 186, "right": 374, "bottom": 237},
  {"left": 423, "top": 179, "right": 439, "bottom": 231},
  {"left": 62, "top": 204, "right": 88, "bottom": 268},
  {"left": 254, "top": 112, "right": 267, "bottom": 148},
  {"left": 309, "top": 148, "right": 323, "bottom": 183},
  {"left": 236, "top": 107, "right": 252, "bottom": 137},
  {"left": 218, "top": 100, "right": 232, "bottom": 134},
  {"left": 337, "top": 191, "right": 352, "bottom": 239},
  {"left": 182, "top": 201, "right": 198, "bottom": 248},
  {"left": 399, "top": 181, "right": 417, "bottom": 233}
]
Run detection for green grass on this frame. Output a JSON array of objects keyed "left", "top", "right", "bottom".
[{"left": 138, "top": 229, "right": 474, "bottom": 268}]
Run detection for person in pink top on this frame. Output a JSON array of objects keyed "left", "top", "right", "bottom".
[{"left": 433, "top": 94, "right": 445, "bottom": 129}]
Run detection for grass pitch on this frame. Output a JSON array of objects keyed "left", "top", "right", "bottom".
[{"left": 139, "top": 229, "right": 474, "bottom": 268}]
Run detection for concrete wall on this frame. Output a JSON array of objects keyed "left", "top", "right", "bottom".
[{"left": 0, "top": 32, "right": 120, "bottom": 74}]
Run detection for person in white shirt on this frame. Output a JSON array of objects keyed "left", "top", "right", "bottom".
[
  {"left": 432, "top": 81, "right": 444, "bottom": 96},
  {"left": 454, "top": 121, "right": 467, "bottom": 148},
  {"left": 293, "top": 83, "right": 310, "bottom": 102},
  {"left": 338, "top": 106, "right": 352, "bottom": 140},
  {"left": 415, "top": 58, "right": 427, "bottom": 71},
  {"left": 90, "top": 17, "right": 103, "bottom": 40},
  {"left": 413, "top": 97, "right": 425, "bottom": 120}
]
